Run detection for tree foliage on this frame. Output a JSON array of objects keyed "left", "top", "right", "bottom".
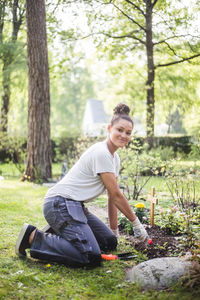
[
  {"left": 81, "top": 0, "right": 200, "bottom": 143},
  {"left": 50, "top": 44, "right": 96, "bottom": 137}
]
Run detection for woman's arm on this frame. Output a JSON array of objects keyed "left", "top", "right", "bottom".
[
  {"left": 101, "top": 172, "right": 149, "bottom": 242},
  {"left": 100, "top": 172, "right": 136, "bottom": 222},
  {"left": 108, "top": 191, "right": 118, "bottom": 231}
]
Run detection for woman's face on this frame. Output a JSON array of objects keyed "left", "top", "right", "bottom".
[{"left": 108, "top": 118, "right": 133, "bottom": 149}]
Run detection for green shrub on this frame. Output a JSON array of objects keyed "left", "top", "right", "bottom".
[
  {"left": 164, "top": 162, "right": 200, "bottom": 215},
  {"left": 156, "top": 206, "right": 183, "bottom": 235},
  {"left": 118, "top": 215, "right": 134, "bottom": 235},
  {"left": 188, "top": 142, "right": 200, "bottom": 160},
  {"left": 149, "top": 146, "right": 175, "bottom": 161},
  {"left": 53, "top": 134, "right": 104, "bottom": 169},
  {"left": 118, "top": 202, "right": 149, "bottom": 235},
  {"left": 0, "top": 133, "right": 26, "bottom": 174},
  {"left": 118, "top": 140, "right": 166, "bottom": 201}
]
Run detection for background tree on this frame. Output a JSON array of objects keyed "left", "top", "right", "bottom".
[
  {"left": 23, "top": 0, "right": 51, "bottom": 182},
  {"left": 0, "top": 0, "right": 25, "bottom": 133},
  {"left": 50, "top": 43, "right": 96, "bottom": 137},
  {"left": 82, "top": 0, "right": 200, "bottom": 145}
]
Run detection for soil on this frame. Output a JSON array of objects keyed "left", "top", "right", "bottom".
[
  {"left": 88, "top": 205, "right": 192, "bottom": 260},
  {"left": 125, "top": 225, "right": 190, "bottom": 260}
]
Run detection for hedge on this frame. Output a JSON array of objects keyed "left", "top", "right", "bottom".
[{"left": 0, "top": 135, "right": 193, "bottom": 163}]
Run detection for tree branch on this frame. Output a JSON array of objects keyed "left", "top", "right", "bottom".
[
  {"left": 111, "top": 2, "right": 146, "bottom": 32},
  {"left": 65, "top": 30, "right": 146, "bottom": 45},
  {"left": 0, "top": 0, "right": 6, "bottom": 43},
  {"left": 154, "top": 34, "right": 200, "bottom": 46},
  {"left": 124, "top": 0, "right": 145, "bottom": 17},
  {"left": 156, "top": 53, "right": 200, "bottom": 68},
  {"left": 103, "top": 31, "right": 145, "bottom": 44},
  {"left": 12, "top": 0, "right": 25, "bottom": 41},
  {"left": 152, "top": 0, "right": 158, "bottom": 8},
  {"left": 159, "top": 41, "right": 179, "bottom": 57}
]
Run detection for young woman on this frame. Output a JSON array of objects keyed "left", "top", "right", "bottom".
[{"left": 16, "top": 103, "right": 148, "bottom": 267}]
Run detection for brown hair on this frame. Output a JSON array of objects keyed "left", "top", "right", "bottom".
[{"left": 111, "top": 103, "right": 133, "bottom": 127}]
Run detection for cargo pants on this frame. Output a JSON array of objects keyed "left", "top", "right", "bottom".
[{"left": 30, "top": 196, "right": 117, "bottom": 267}]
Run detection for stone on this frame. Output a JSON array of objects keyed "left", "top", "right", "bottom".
[{"left": 126, "top": 257, "right": 193, "bottom": 291}]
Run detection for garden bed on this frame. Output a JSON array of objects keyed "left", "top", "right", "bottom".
[{"left": 126, "top": 225, "right": 190, "bottom": 260}]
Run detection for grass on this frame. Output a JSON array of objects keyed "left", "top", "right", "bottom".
[
  {"left": 0, "top": 162, "right": 62, "bottom": 180},
  {"left": 0, "top": 175, "right": 200, "bottom": 300}
]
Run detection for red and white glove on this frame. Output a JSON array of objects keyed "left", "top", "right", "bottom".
[
  {"left": 132, "top": 217, "right": 149, "bottom": 242},
  {"left": 111, "top": 228, "right": 119, "bottom": 238}
]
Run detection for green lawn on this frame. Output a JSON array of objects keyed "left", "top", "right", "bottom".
[
  {"left": 0, "top": 162, "right": 62, "bottom": 180},
  {"left": 0, "top": 177, "right": 199, "bottom": 299}
]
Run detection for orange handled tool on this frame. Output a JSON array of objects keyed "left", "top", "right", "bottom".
[
  {"left": 101, "top": 252, "right": 138, "bottom": 261},
  {"left": 101, "top": 239, "right": 153, "bottom": 261},
  {"left": 101, "top": 254, "right": 117, "bottom": 260}
]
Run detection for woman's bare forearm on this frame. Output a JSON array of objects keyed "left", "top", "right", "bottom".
[
  {"left": 113, "top": 192, "right": 136, "bottom": 222},
  {"left": 108, "top": 194, "right": 118, "bottom": 230},
  {"left": 100, "top": 172, "right": 136, "bottom": 222}
]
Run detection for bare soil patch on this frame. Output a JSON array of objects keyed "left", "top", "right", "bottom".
[{"left": 126, "top": 225, "right": 190, "bottom": 259}]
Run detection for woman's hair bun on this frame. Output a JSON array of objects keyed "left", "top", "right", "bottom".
[{"left": 113, "top": 103, "right": 130, "bottom": 115}]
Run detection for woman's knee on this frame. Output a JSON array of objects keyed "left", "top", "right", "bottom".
[
  {"left": 87, "top": 252, "right": 102, "bottom": 267},
  {"left": 107, "top": 234, "right": 118, "bottom": 250},
  {"left": 100, "top": 233, "right": 118, "bottom": 252}
]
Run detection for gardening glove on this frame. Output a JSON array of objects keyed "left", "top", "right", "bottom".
[
  {"left": 111, "top": 228, "right": 119, "bottom": 238},
  {"left": 132, "top": 217, "right": 149, "bottom": 243}
]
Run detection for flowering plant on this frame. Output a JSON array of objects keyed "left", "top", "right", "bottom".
[
  {"left": 134, "top": 202, "right": 149, "bottom": 224},
  {"left": 135, "top": 203, "right": 145, "bottom": 209}
]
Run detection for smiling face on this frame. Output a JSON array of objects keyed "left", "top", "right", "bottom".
[{"left": 107, "top": 118, "right": 133, "bottom": 151}]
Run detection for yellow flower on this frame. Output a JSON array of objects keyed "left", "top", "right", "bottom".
[
  {"left": 135, "top": 203, "right": 145, "bottom": 209},
  {"left": 161, "top": 167, "right": 165, "bottom": 173},
  {"left": 46, "top": 264, "right": 51, "bottom": 268}
]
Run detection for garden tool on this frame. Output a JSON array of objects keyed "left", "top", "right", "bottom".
[
  {"left": 101, "top": 252, "right": 138, "bottom": 261},
  {"left": 101, "top": 239, "right": 152, "bottom": 261}
]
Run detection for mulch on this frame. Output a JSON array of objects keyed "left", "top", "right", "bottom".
[{"left": 125, "top": 225, "right": 190, "bottom": 260}]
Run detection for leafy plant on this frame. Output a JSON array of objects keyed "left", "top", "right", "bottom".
[
  {"left": 119, "top": 142, "right": 152, "bottom": 201},
  {"left": 164, "top": 162, "right": 200, "bottom": 216},
  {"left": 154, "top": 146, "right": 175, "bottom": 161},
  {"left": 156, "top": 206, "right": 183, "bottom": 235},
  {"left": 156, "top": 205, "right": 200, "bottom": 251},
  {"left": 118, "top": 203, "right": 149, "bottom": 235},
  {"left": 118, "top": 214, "right": 134, "bottom": 235},
  {"left": 0, "top": 133, "right": 26, "bottom": 174}
]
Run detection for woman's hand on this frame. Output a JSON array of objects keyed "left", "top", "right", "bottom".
[{"left": 132, "top": 217, "right": 149, "bottom": 243}]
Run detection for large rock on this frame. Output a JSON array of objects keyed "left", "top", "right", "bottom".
[{"left": 126, "top": 257, "right": 193, "bottom": 291}]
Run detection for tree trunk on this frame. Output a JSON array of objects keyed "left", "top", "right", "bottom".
[
  {"left": 24, "top": 0, "right": 52, "bottom": 181},
  {"left": 0, "top": 0, "right": 7, "bottom": 132},
  {"left": 1, "top": 57, "right": 11, "bottom": 132},
  {"left": 145, "top": 0, "right": 155, "bottom": 147}
]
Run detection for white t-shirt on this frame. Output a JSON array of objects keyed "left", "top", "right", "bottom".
[{"left": 45, "top": 140, "right": 120, "bottom": 202}]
